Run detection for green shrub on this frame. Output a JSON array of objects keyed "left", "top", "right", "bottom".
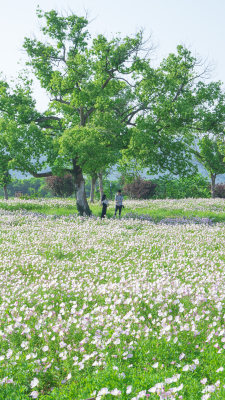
[{"left": 153, "top": 174, "right": 210, "bottom": 199}]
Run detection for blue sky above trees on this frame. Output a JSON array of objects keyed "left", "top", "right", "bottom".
[{"left": 1, "top": 0, "right": 225, "bottom": 112}]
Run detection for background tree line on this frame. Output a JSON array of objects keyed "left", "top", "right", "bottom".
[{"left": 2, "top": 172, "right": 225, "bottom": 200}]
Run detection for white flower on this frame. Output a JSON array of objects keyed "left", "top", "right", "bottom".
[
  {"left": 98, "top": 388, "right": 109, "bottom": 396},
  {"left": 66, "top": 373, "right": 72, "bottom": 380},
  {"left": 126, "top": 385, "right": 132, "bottom": 394},
  {"left": 152, "top": 362, "right": 159, "bottom": 368},
  {"left": 6, "top": 349, "right": 13, "bottom": 359},
  {"left": 193, "top": 358, "right": 199, "bottom": 365},
  {"left": 149, "top": 387, "right": 156, "bottom": 393},
  {"left": 21, "top": 341, "right": 29, "bottom": 349},
  {"left": 137, "top": 390, "right": 147, "bottom": 398},
  {"left": 170, "top": 383, "right": 183, "bottom": 393},
  {"left": 216, "top": 367, "right": 224, "bottom": 372},
  {"left": 30, "top": 391, "right": 39, "bottom": 399},
  {"left": 179, "top": 353, "right": 185, "bottom": 360},
  {"left": 30, "top": 378, "right": 39, "bottom": 388},
  {"left": 127, "top": 353, "right": 133, "bottom": 358},
  {"left": 111, "top": 388, "right": 121, "bottom": 395},
  {"left": 42, "top": 345, "right": 49, "bottom": 352},
  {"left": 201, "top": 378, "right": 207, "bottom": 385}
]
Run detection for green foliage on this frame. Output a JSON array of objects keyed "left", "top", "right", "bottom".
[
  {"left": 22, "top": 8, "right": 145, "bottom": 180},
  {"left": 153, "top": 173, "right": 210, "bottom": 199},
  {"left": 118, "top": 159, "right": 143, "bottom": 185},
  {"left": 0, "top": 77, "right": 49, "bottom": 187},
  {"left": 0, "top": 178, "right": 50, "bottom": 197},
  {"left": 59, "top": 126, "right": 120, "bottom": 175},
  {"left": 99, "top": 179, "right": 119, "bottom": 200},
  {"left": 195, "top": 136, "right": 225, "bottom": 177},
  {"left": 193, "top": 134, "right": 225, "bottom": 197},
  {"left": 194, "top": 81, "right": 225, "bottom": 134}
]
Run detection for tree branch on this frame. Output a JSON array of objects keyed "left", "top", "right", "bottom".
[
  {"left": 101, "top": 75, "right": 113, "bottom": 90},
  {"left": 121, "top": 105, "right": 146, "bottom": 123},
  {"left": 51, "top": 98, "right": 71, "bottom": 106},
  {"left": 84, "top": 106, "right": 95, "bottom": 123},
  {"left": 31, "top": 171, "right": 53, "bottom": 178},
  {"left": 36, "top": 116, "right": 62, "bottom": 123},
  {"left": 172, "top": 82, "right": 186, "bottom": 102}
]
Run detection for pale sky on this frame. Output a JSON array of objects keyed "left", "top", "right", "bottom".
[{"left": 1, "top": 0, "right": 225, "bottom": 110}]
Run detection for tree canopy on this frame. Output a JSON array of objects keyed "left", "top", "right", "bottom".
[{"left": 0, "top": 8, "right": 225, "bottom": 209}]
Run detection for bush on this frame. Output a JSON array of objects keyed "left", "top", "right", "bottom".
[
  {"left": 45, "top": 174, "right": 74, "bottom": 197},
  {"left": 123, "top": 178, "right": 157, "bottom": 199},
  {"left": 214, "top": 184, "right": 225, "bottom": 198},
  {"left": 153, "top": 174, "right": 210, "bottom": 199}
]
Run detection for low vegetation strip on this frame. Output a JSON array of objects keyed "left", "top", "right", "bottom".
[
  {"left": 0, "top": 198, "right": 224, "bottom": 222},
  {"left": 0, "top": 202, "right": 225, "bottom": 399}
]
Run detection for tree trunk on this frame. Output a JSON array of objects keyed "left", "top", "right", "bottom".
[
  {"left": 72, "top": 160, "right": 91, "bottom": 216},
  {"left": 98, "top": 172, "right": 103, "bottom": 200},
  {"left": 3, "top": 185, "right": 8, "bottom": 200},
  {"left": 211, "top": 173, "right": 216, "bottom": 198},
  {"left": 90, "top": 174, "right": 97, "bottom": 203}
]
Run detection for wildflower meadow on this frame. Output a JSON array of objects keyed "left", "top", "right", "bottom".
[{"left": 1, "top": 198, "right": 225, "bottom": 400}]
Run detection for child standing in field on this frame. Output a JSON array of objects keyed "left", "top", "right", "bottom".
[
  {"left": 101, "top": 194, "right": 109, "bottom": 219},
  {"left": 114, "top": 189, "right": 123, "bottom": 218}
]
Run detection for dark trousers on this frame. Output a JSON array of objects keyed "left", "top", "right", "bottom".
[
  {"left": 101, "top": 204, "right": 107, "bottom": 218},
  {"left": 115, "top": 205, "right": 122, "bottom": 216}
]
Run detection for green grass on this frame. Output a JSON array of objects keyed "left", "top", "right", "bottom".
[
  {"left": 0, "top": 200, "right": 225, "bottom": 222},
  {"left": 129, "top": 207, "right": 225, "bottom": 223},
  {"left": 0, "top": 201, "right": 77, "bottom": 215},
  {"left": 0, "top": 198, "right": 224, "bottom": 222}
]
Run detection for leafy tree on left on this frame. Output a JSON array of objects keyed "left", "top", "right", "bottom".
[{"left": 0, "top": 78, "right": 51, "bottom": 198}]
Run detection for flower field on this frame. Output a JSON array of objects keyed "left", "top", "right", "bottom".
[{"left": 1, "top": 199, "right": 225, "bottom": 399}]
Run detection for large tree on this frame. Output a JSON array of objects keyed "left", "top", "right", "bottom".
[
  {"left": 23, "top": 9, "right": 213, "bottom": 214},
  {"left": 1, "top": 9, "right": 223, "bottom": 212},
  {"left": 22, "top": 8, "right": 150, "bottom": 215}
]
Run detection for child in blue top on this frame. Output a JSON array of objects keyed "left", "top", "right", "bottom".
[
  {"left": 101, "top": 194, "right": 109, "bottom": 218},
  {"left": 114, "top": 189, "right": 123, "bottom": 217}
]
